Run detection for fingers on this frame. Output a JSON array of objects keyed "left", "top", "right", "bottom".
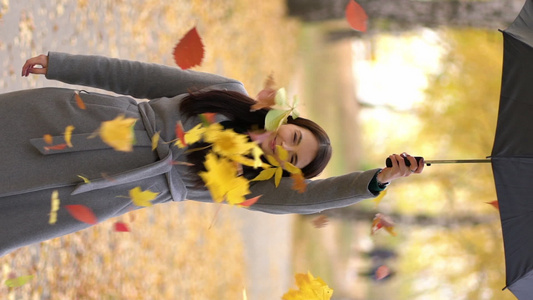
[
  {"left": 387, "top": 153, "right": 424, "bottom": 176},
  {"left": 21, "top": 54, "right": 48, "bottom": 77}
]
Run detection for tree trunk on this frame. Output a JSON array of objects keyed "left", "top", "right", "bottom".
[{"left": 287, "top": 0, "right": 524, "bottom": 30}]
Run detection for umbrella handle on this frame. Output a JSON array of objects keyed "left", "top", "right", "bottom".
[
  {"left": 385, "top": 157, "right": 491, "bottom": 167},
  {"left": 385, "top": 156, "right": 423, "bottom": 168}
]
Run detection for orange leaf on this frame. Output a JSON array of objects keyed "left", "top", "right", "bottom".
[
  {"left": 290, "top": 172, "right": 307, "bottom": 193},
  {"left": 44, "top": 143, "right": 68, "bottom": 151},
  {"left": 371, "top": 213, "right": 396, "bottom": 236},
  {"left": 345, "top": 0, "right": 368, "bottom": 32},
  {"left": 173, "top": 27, "right": 205, "bottom": 70},
  {"left": 486, "top": 200, "right": 499, "bottom": 210},
  {"left": 65, "top": 204, "right": 97, "bottom": 224},
  {"left": 239, "top": 195, "right": 261, "bottom": 207},
  {"left": 175, "top": 121, "right": 187, "bottom": 146},
  {"left": 75, "top": 92, "right": 86, "bottom": 109},
  {"left": 251, "top": 74, "right": 277, "bottom": 111},
  {"left": 114, "top": 222, "right": 130, "bottom": 232},
  {"left": 202, "top": 113, "right": 217, "bottom": 124},
  {"left": 43, "top": 134, "right": 53, "bottom": 145},
  {"left": 312, "top": 215, "right": 329, "bottom": 228}
]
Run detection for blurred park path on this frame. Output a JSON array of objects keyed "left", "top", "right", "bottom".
[{"left": 0, "top": 1, "right": 298, "bottom": 299}]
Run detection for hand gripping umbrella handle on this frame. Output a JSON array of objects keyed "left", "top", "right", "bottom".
[
  {"left": 385, "top": 157, "right": 491, "bottom": 167},
  {"left": 385, "top": 156, "right": 423, "bottom": 168}
]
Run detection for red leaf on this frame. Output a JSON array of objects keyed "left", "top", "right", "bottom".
[
  {"left": 240, "top": 195, "right": 262, "bottom": 207},
  {"left": 486, "top": 200, "right": 499, "bottom": 210},
  {"left": 375, "top": 265, "right": 391, "bottom": 280},
  {"left": 345, "top": 0, "right": 368, "bottom": 32},
  {"left": 44, "top": 143, "right": 68, "bottom": 151},
  {"left": 65, "top": 204, "right": 98, "bottom": 225},
  {"left": 173, "top": 27, "right": 205, "bottom": 70},
  {"left": 114, "top": 222, "right": 130, "bottom": 232},
  {"left": 75, "top": 92, "right": 87, "bottom": 109},
  {"left": 175, "top": 121, "right": 187, "bottom": 146}
]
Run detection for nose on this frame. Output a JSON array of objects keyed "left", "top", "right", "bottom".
[{"left": 281, "top": 141, "right": 296, "bottom": 152}]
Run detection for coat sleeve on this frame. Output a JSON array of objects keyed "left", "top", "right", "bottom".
[
  {"left": 246, "top": 169, "right": 381, "bottom": 214},
  {"left": 45, "top": 52, "right": 245, "bottom": 99}
]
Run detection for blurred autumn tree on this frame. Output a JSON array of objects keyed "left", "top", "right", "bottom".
[
  {"left": 287, "top": 0, "right": 521, "bottom": 30},
  {"left": 390, "top": 28, "right": 515, "bottom": 299}
]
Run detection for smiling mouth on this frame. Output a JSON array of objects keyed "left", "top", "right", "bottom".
[{"left": 270, "top": 137, "right": 276, "bottom": 152}]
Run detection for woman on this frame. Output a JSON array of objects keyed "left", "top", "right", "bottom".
[{"left": 0, "top": 52, "right": 423, "bottom": 256}]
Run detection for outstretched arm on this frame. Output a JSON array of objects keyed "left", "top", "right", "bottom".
[
  {"left": 21, "top": 52, "right": 246, "bottom": 99},
  {"left": 247, "top": 153, "right": 424, "bottom": 215}
]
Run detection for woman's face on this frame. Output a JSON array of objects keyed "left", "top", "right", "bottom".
[{"left": 260, "top": 124, "right": 319, "bottom": 169}]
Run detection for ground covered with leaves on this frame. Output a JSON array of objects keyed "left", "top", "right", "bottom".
[{"left": 0, "top": 0, "right": 300, "bottom": 299}]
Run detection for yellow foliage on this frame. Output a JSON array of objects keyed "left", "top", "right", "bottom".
[
  {"left": 199, "top": 153, "right": 250, "bottom": 204},
  {"left": 282, "top": 271, "right": 333, "bottom": 300},
  {"left": 48, "top": 190, "right": 60, "bottom": 225},
  {"left": 99, "top": 115, "right": 137, "bottom": 152},
  {"left": 64, "top": 125, "right": 75, "bottom": 148},
  {"left": 129, "top": 186, "right": 159, "bottom": 207},
  {"left": 178, "top": 123, "right": 206, "bottom": 147}
]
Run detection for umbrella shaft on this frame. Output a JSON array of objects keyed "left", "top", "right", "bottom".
[{"left": 425, "top": 159, "right": 491, "bottom": 166}]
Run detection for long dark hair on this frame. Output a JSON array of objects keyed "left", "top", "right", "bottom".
[{"left": 179, "top": 90, "right": 332, "bottom": 180}]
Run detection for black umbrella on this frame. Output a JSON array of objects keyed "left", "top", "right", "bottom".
[
  {"left": 384, "top": 1, "right": 533, "bottom": 297},
  {"left": 491, "top": 0, "right": 533, "bottom": 297}
]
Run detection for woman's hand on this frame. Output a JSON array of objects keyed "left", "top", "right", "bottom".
[
  {"left": 21, "top": 54, "right": 49, "bottom": 77},
  {"left": 377, "top": 153, "right": 424, "bottom": 184}
]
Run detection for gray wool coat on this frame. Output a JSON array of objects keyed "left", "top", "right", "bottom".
[{"left": 0, "top": 52, "right": 379, "bottom": 256}]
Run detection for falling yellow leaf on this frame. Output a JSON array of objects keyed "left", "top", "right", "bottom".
[
  {"left": 251, "top": 146, "right": 264, "bottom": 168},
  {"left": 282, "top": 271, "right": 333, "bottom": 300},
  {"left": 77, "top": 175, "right": 91, "bottom": 184},
  {"left": 251, "top": 167, "right": 277, "bottom": 182},
  {"left": 64, "top": 125, "right": 75, "bottom": 148},
  {"left": 204, "top": 123, "right": 257, "bottom": 157},
  {"left": 129, "top": 186, "right": 159, "bottom": 207},
  {"left": 49, "top": 190, "right": 60, "bottom": 225},
  {"left": 252, "top": 146, "right": 304, "bottom": 190},
  {"left": 372, "top": 190, "right": 387, "bottom": 207},
  {"left": 99, "top": 115, "right": 137, "bottom": 152},
  {"left": 152, "top": 131, "right": 160, "bottom": 151},
  {"left": 5, "top": 275, "right": 34, "bottom": 288},
  {"left": 199, "top": 153, "right": 251, "bottom": 205}
]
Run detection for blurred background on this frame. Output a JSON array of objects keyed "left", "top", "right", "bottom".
[{"left": 0, "top": 0, "right": 524, "bottom": 299}]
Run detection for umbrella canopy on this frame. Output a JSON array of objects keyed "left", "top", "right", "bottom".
[{"left": 492, "top": 0, "right": 533, "bottom": 297}]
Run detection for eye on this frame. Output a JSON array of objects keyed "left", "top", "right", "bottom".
[
  {"left": 291, "top": 154, "right": 298, "bottom": 166},
  {"left": 293, "top": 132, "right": 298, "bottom": 143}
]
